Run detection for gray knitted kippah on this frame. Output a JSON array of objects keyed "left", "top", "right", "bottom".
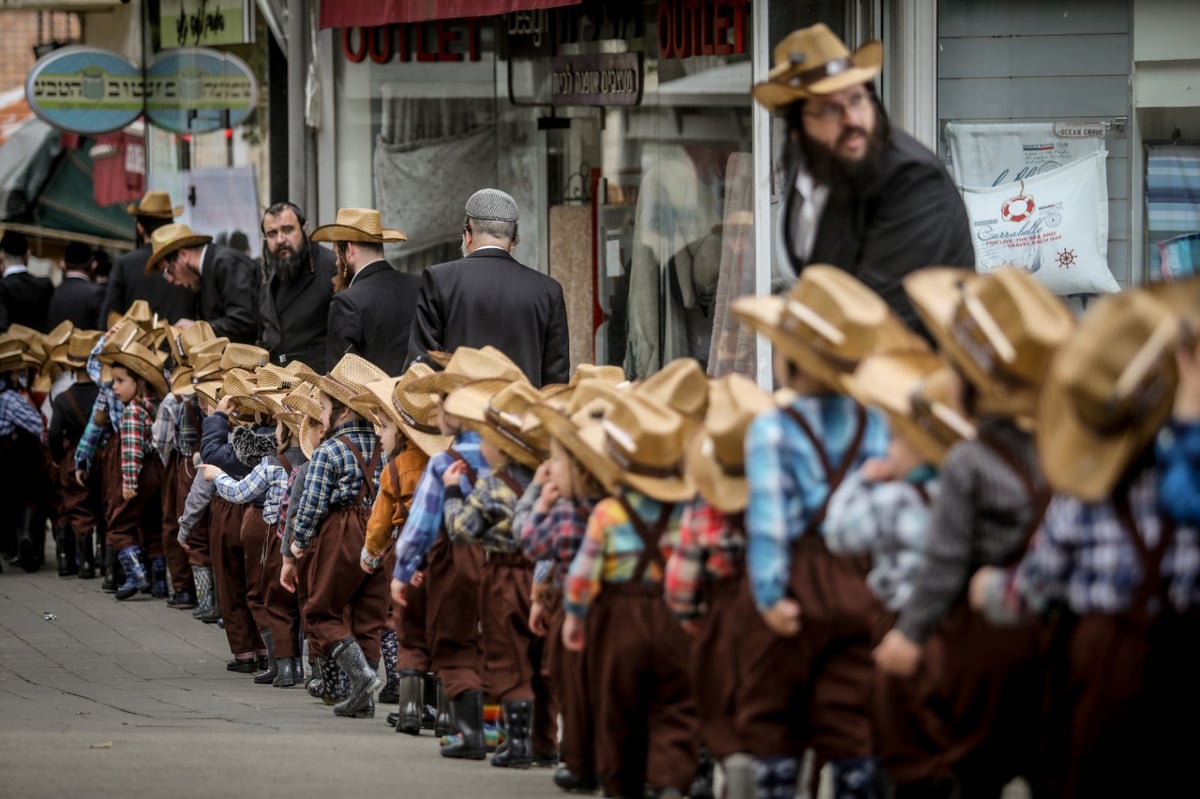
[{"left": 465, "top": 188, "right": 519, "bottom": 223}]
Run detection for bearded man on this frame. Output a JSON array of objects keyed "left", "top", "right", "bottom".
[
  {"left": 755, "top": 23, "right": 974, "bottom": 334},
  {"left": 258, "top": 202, "right": 337, "bottom": 373}
]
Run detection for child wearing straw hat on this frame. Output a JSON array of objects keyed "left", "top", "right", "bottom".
[
  {"left": 967, "top": 285, "right": 1200, "bottom": 798},
  {"left": 47, "top": 331, "right": 103, "bottom": 578},
  {"left": 96, "top": 332, "right": 169, "bottom": 600},
  {"left": 872, "top": 267, "right": 1073, "bottom": 797},
  {"left": 0, "top": 334, "right": 52, "bottom": 572},
  {"left": 441, "top": 379, "right": 549, "bottom": 768},
  {"left": 731, "top": 266, "right": 894, "bottom": 797},
  {"left": 290, "top": 354, "right": 389, "bottom": 719}
]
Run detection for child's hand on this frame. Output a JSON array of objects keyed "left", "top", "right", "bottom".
[
  {"left": 280, "top": 559, "right": 298, "bottom": 593},
  {"left": 442, "top": 459, "right": 466, "bottom": 487},
  {"left": 1174, "top": 339, "right": 1200, "bottom": 421},
  {"left": 968, "top": 566, "right": 1000, "bottom": 611},
  {"left": 391, "top": 579, "right": 408, "bottom": 607},
  {"left": 74, "top": 469, "right": 88, "bottom": 487},
  {"left": 216, "top": 395, "right": 234, "bottom": 416},
  {"left": 761, "top": 598, "right": 802, "bottom": 637},
  {"left": 532, "top": 461, "right": 552, "bottom": 487},
  {"left": 860, "top": 457, "right": 896, "bottom": 483},
  {"left": 529, "top": 601, "right": 547, "bottom": 636},
  {"left": 121, "top": 487, "right": 136, "bottom": 501},
  {"left": 412, "top": 570, "right": 425, "bottom": 587},
  {"left": 874, "top": 629, "right": 922, "bottom": 677},
  {"left": 359, "top": 553, "right": 378, "bottom": 574},
  {"left": 535, "top": 481, "right": 561, "bottom": 515},
  {"left": 199, "top": 464, "right": 222, "bottom": 482},
  {"left": 562, "top": 614, "right": 586, "bottom": 652}
]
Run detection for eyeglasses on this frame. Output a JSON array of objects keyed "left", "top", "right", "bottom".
[{"left": 802, "top": 90, "right": 870, "bottom": 121}]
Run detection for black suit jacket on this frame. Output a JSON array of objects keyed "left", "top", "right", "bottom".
[
  {"left": 198, "top": 245, "right": 260, "bottom": 343},
  {"left": 326, "top": 260, "right": 419, "bottom": 376},
  {"left": 99, "top": 243, "right": 197, "bottom": 327},
  {"left": 46, "top": 275, "right": 105, "bottom": 331},
  {"left": 783, "top": 129, "right": 976, "bottom": 333},
  {"left": 0, "top": 269, "right": 54, "bottom": 332},
  {"left": 258, "top": 243, "right": 336, "bottom": 373},
  {"left": 406, "top": 249, "right": 570, "bottom": 387}
]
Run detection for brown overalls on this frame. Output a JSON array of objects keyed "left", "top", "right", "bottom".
[
  {"left": 544, "top": 557, "right": 595, "bottom": 779},
  {"left": 106, "top": 441, "right": 164, "bottom": 558},
  {"left": 212, "top": 494, "right": 261, "bottom": 655},
  {"left": 587, "top": 496, "right": 697, "bottom": 799},
  {"left": 162, "top": 399, "right": 204, "bottom": 585},
  {"left": 261, "top": 452, "right": 302, "bottom": 660},
  {"left": 54, "top": 389, "right": 102, "bottom": 544}
]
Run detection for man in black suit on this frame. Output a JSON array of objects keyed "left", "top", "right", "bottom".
[
  {"left": 258, "top": 202, "right": 336, "bottom": 373},
  {"left": 99, "top": 191, "right": 197, "bottom": 328},
  {"left": 311, "top": 208, "right": 418, "bottom": 376},
  {"left": 46, "top": 242, "right": 105, "bottom": 331},
  {"left": 144, "top": 223, "right": 260, "bottom": 343},
  {"left": 406, "top": 189, "right": 569, "bottom": 387},
  {"left": 0, "top": 230, "right": 54, "bottom": 332}
]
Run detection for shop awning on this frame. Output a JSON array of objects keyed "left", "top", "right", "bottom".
[{"left": 319, "top": 0, "right": 580, "bottom": 29}]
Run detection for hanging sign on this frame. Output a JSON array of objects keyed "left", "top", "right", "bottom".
[
  {"left": 144, "top": 47, "right": 258, "bottom": 134},
  {"left": 156, "top": 0, "right": 255, "bottom": 49},
  {"left": 25, "top": 46, "right": 143, "bottom": 135},
  {"left": 551, "top": 53, "right": 642, "bottom": 107}
]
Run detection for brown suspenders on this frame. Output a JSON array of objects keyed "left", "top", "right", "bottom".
[
  {"left": 447, "top": 447, "right": 478, "bottom": 486},
  {"left": 781, "top": 404, "right": 868, "bottom": 536},
  {"left": 338, "top": 435, "right": 381, "bottom": 506},
  {"left": 613, "top": 494, "right": 676, "bottom": 582}
]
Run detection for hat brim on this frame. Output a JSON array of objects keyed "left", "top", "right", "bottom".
[
  {"left": 128, "top": 202, "right": 183, "bottom": 219},
  {"left": 903, "top": 269, "right": 1001, "bottom": 392},
  {"left": 444, "top": 379, "right": 515, "bottom": 424},
  {"left": 684, "top": 429, "right": 748, "bottom": 514},
  {"left": 732, "top": 296, "right": 853, "bottom": 393},
  {"left": 98, "top": 351, "right": 167, "bottom": 398},
  {"left": 406, "top": 371, "right": 475, "bottom": 396},
  {"left": 300, "top": 416, "right": 322, "bottom": 460},
  {"left": 465, "top": 417, "right": 546, "bottom": 470},
  {"left": 751, "top": 40, "right": 882, "bottom": 113},
  {"left": 309, "top": 224, "right": 407, "bottom": 244},
  {"left": 145, "top": 234, "right": 213, "bottom": 275}
]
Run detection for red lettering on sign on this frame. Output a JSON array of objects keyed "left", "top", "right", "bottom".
[
  {"left": 657, "top": 0, "right": 748, "bottom": 59},
  {"left": 437, "top": 20, "right": 462, "bottom": 62},
  {"left": 342, "top": 27, "right": 367, "bottom": 63},
  {"left": 369, "top": 26, "right": 391, "bottom": 64},
  {"left": 339, "top": 20, "right": 482, "bottom": 64}
]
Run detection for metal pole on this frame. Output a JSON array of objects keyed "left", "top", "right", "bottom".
[
  {"left": 752, "top": 0, "right": 773, "bottom": 389},
  {"left": 286, "top": 0, "right": 306, "bottom": 205}
]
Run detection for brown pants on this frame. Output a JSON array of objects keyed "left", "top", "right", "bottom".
[
  {"left": 479, "top": 554, "right": 537, "bottom": 701},
  {"left": 106, "top": 455, "right": 164, "bottom": 557},
  {"left": 691, "top": 576, "right": 753, "bottom": 761},
  {"left": 303, "top": 505, "right": 390, "bottom": 663},
  {"left": 178, "top": 460, "right": 212, "bottom": 569},
  {"left": 546, "top": 593, "right": 591, "bottom": 774},
  {"left": 262, "top": 533, "right": 301, "bottom": 659},
  {"left": 97, "top": 434, "right": 121, "bottom": 540},
  {"left": 396, "top": 569, "right": 431, "bottom": 672},
  {"left": 56, "top": 451, "right": 101, "bottom": 540},
  {"left": 211, "top": 496, "right": 261, "bottom": 656},
  {"left": 587, "top": 583, "right": 697, "bottom": 798},
  {"left": 427, "top": 529, "right": 482, "bottom": 698},
  {"left": 241, "top": 508, "right": 272, "bottom": 633},
  {"left": 160, "top": 455, "right": 195, "bottom": 593}
]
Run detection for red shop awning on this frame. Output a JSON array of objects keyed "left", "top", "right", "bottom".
[{"left": 319, "top": 0, "right": 581, "bottom": 29}]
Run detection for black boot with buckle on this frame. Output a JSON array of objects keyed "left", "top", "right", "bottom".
[
  {"left": 491, "top": 700, "right": 533, "bottom": 769},
  {"left": 439, "top": 690, "right": 487, "bottom": 760}
]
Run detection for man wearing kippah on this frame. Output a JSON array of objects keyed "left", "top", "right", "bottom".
[{"left": 405, "top": 189, "right": 569, "bottom": 387}]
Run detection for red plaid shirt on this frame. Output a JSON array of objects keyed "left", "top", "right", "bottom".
[
  {"left": 664, "top": 497, "right": 745, "bottom": 620},
  {"left": 119, "top": 394, "right": 158, "bottom": 494}
]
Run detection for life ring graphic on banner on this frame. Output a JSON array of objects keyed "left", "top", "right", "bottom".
[{"left": 1001, "top": 194, "right": 1036, "bottom": 223}]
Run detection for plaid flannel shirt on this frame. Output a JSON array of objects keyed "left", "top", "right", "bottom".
[
  {"left": 564, "top": 488, "right": 684, "bottom": 618},
  {"left": 75, "top": 337, "right": 123, "bottom": 471},
  {"left": 0, "top": 388, "right": 45, "bottom": 440},
  {"left": 214, "top": 457, "right": 289, "bottom": 525},
  {"left": 520, "top": 490, "right": 600, "bottom": 588},
  {"left": 1158, "top": 421, "right": 1200, "bottom": 525},
  {"left": 392, "top": 431, "right": 488, "bottom": 583},
  {"left": 445, "top": 463, "right": 534, "bottom": 554},
  {"left": 664, "top": 497, "right": 745, "bottom": 620},
  {"left": 152, "top": 394, "right": 179, "bottom": 464},
  {"left": 119, "top": 394, "right": 158, "bottom": 493},
  {"left": 291, "top": 421, "right": 380, "bottom": 551},
  {"left": 745, "top": 394, "right": 889, "bottom": 611}
]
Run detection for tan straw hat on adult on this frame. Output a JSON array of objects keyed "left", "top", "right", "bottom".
[
  {"left": 905, "top": 267, "right": 1075, "bottom": 418},
  {"left": 317, "top": 353, "right": 388, "bottom": 407},
  {"left": 310, "top": 208, "right": 407, "bottom": 244},
  {"left": 97, "top": 336, "right": 168, "bottom": 398},
  {"left": 843, "top": 351, "right": 976, "bottom": 467},
  {"left": 635, "top": 358, "right": 709, "bottom": 422},
  {"left": 532, "top": 379, "right": 625, "bottom": 490},
  {"left": 733, "top": 264, "right": 904, "bottom": 392},
  {"left": 752, "top": 23, "right": 883, "bottom": 113},
  {"left": 407, "top": 345, "right": 528, "bottom": 396},
  {"left": 596, "top": 391, "right": 693, "bottom": 502},
  {"left": 1038, "top": 284, "right": 1200, "bottom": 501},
  {"left": 145, "top": 223, "right": 214, "bottom": 275},
  {"left": 685, "top": 374, "right": 773, "bottom": 513},
  {"left": 127, "top": 190, "right": 182, "bottom": 219}
]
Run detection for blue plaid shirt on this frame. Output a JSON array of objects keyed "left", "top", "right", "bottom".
[
  {"left": 292, "top": 421, "right": 381, "bottom": 550},
  {"left": 392, "top": 430, "right": 488, "bottom": 583},
  {"left": 1158, "top": 421, "right": 1200, "bottom": 525},
  {"left": 74, "top": 341, "right": 123, "bottom": 471},
  {"left": 215, "top": 457, "right": 289, "bottom": 525},
  {"left": 0, "top": 389, "right": 44, "bottom": 439},
  {"left": 744, "top": 394, "right": 889, "bottom": 611}
]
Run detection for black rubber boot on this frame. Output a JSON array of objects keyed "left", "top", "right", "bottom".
[
  {"left": 254, "top": 629, "right": 278, "bottom": 685},
  {"left": 491, "top": 700, "right": 533, "bottom": 769},
  {"left": 54, "top": 525, "right": 77, "bottom": 576},
  {"left": 440, "top": 690, "right": 487, "bottom": 760},
  {"left": 434, "top": 677, "right": 456, "bottom": 737},
  {"left": 317, "top": 656, "right": 349, "bottom": 705},
  {"left": 274, "top": 656, "right": 299, "bottom": 688},
  {"left": 394, "top": 669, "right": 424, "bottom": 735},
  {"left": 378, "top": 630, "right": 400, "bottom": 704},
  {"left": 553, "top": 766, "right": 598, "bottom": 793},
  {"left": 17, "top": 509, "right": 43, "bottom": 572},
  {"left": 332, "top": 638, "right": 382, "bottom": 718},
  {"left": 76, "top": 531, "right": 96, "bottom": 579},
  {"left": 100, "top": 545, "right": 118, "bottom": 592},
  {"left": 423, "top": 672, "right": 439, "bottom": 729}
]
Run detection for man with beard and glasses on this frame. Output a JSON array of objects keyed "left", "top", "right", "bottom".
[
  {"left": 754, "top": 24, "right": 974, "bottom": 335},
  {"left": 258, "top": 202, "right": 337, "bottom": 373}
]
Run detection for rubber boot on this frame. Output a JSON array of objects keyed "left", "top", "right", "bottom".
[
  {"left": 54, "top": 525, "right": 77, "bottom": 576},
  {"left": 440, "top": 690, "right": 487, "bottom": 760},
  {"left": 332, "top": 638, "right": 383, "bottom": 718},
  {"left": 274, "top": 656, "right": 299, "bottom": 688},
  {"left": 114, "top": 545, "right": 150, "bottom": 600},
  {"left": 394, "top": 669, "right": 424, "bottom": 735},
  {"left": 553, "top": 766, "right": 599, "bottom": 793},
  {"left": 307, "top": 657, "right": 328, "bottom": 700},
  {"left": 150, "top": 556, "right": 169, "bottom": 598},
  {"left": 100, "top": 545, "right": 118, "bottom": 592},
  {"left": 831, "top": 756, "right": 887, "bottom": 799},
  {"left": 192, "top": 567, "right": 220, "bottom": 623},
  {"left": 76, "top": 531, "right": 96, "bottom": 579},
  {"left": 378, "top": 630, "right": 400, "bottom": 704},
  {"left": 254, "top": 629, "right": 278, "bottom": 684},
  {"left": 752, "top": 756, "right": 798, "bottom": 799},
  {"left": 423, "top": 672, "right": 439, "bottom": 730},
  {"left": 689, "top": 748, "right": 716, "bottom": 799},
  {"left": 434, "top": 678, "right": 456, "bottom": 736},
  {"left": 138, "top": 550, "right": 152, "bottom": 594},
  {"left": 491, "top": 700, "right": 533, "bottom": 769},
  {"left": 17, "top": 508, "right": 43, "bottom": 572},
  {"left": 317, "top": 656, "right": 349, "bottom": 705}
]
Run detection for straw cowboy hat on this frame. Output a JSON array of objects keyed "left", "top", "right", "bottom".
[
  {"left": 532, "top": 379, "right": 625, "bottom": 490},
  {"left": 166, "top": 321, "right": 216, "bottom": 368},
  {"left": 0, "top": 341, "right": 37, "bottom": 373},
  {"left": 49, "top": 330, "right": 103, "bottom": 369},
  {"left": 310, "top": 208, "right": 407, "bottom": 244},
  {"left": 407, "top": 346, "right": 528, "bottom": 396},
  {"left": 170, "top": 349, "right": 223, "bottom": 396},
  {"left": 684, "top": 374, "right": 774, "bottom": 513},
  {"left": 389, "top": 363, "right": 454, "bottom": 456},
  {"left": 843, "top": 351, "right": 976, "bottom": 467},
  {"left": 106, "top": 299, "right": 164, "bottom": 334},
  {"left": 223, "top": 368, "right": 277, "bottom": 420},
  {"left": 540, "top": 363, "right": 628, "bottom": 407},
  {"left": 127, "top": 190, "right": 182, "bottom": 219},
  {"left": 280, "top": 383, "right": 325, "bottom": 459},
  {"left": 254, "top": 363, "right": 315, "bottom": 395},
  {"left": 636, "top": 358, "right": 709, "bottom": 422},
  {"left": 905, "top": 267, "right": 1075, "bottom": 418},
  {"left": 317, "top": 353, "right": 389, "bottom": 408},
  {"left": 594, "top": 391, "right": 694, "bottom": 502},
  {"left": 752, "top": 23, "right": 883, "bottom": 113},
  {"left": 454, "top": 380, "right": 550, "bottom": 469},
  {"left": 97, "top": 336, "right": 168, "bottom": 398},
  {"left": 1039, "top": 283, "right": 1200, "bottom": 501},
  {"left": 733, "top": 265, "right": 904, "bottom": 392},
  {"left": 144, "top": 223, "right": 214, "bottom": 275}
]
